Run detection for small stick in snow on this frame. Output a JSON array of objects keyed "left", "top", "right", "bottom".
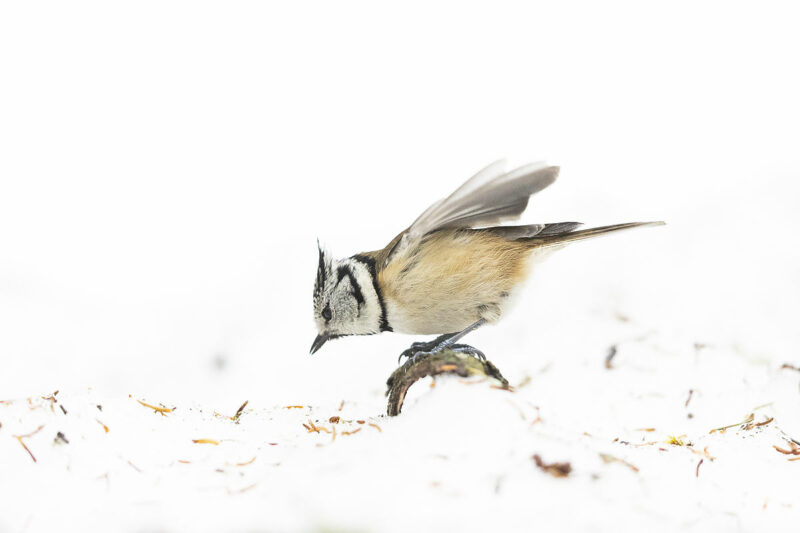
[
  {"left": 531, "top": 406, "right": 543, "bottom": 425},
  {"left": 16, "top": 438, "right": 36, "bottom": 462},
  {"left": 192, "top": 438, "right": 220, "bottom": 445},
  {"left": 604, "top": 346, "right": 618, "bottom": 369},
  {"left": 13, "top": 425, "right": 44, "bottom": 463},
  {"left": 696, "top": 458, "right": 704, "bottom": 477},
  {"left": 137, "top": 399, "right": 174, "bottom": 415},
  {"left": 304, "top": 420, "right": 330, "bottom": 434},
  {"left": 773, "top": 442, "right": 800, "bottom": 455},
  {"left": 743, "top": 416, "right": 774, "bottom": 430},
  {"left": 599, "top": 453, "right": 639, "bottom": 473},
  {"left": 232, "top": 400, "right": 249, "bottom": 423},
  {"left": 614, "top": 435, "right": 654, "bottom": 446},
  {"left": 776, "top": 429, "right": 800, "bottom": 446},
  {"left": 42, "top": 390, "right": 59, "bottom": 413},
  {"left": 688, "top": 446, "right": 716, "bottom": 461},
  {"left": 709, "top": 413, "right": 754, "bottom": 434},
  {"left": 685, "top": 389, "right": 694, "bottom": 407},
  {"left": 227, "top": 483, "right": 257, "bottom": 495}
]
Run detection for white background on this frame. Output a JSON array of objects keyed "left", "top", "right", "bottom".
[{"left": 1, "top": 2, "right": 799, "bottom": 532}]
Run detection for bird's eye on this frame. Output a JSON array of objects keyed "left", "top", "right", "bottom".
[{"left": 322, "top": 305, "right": 332, "bottom": 321}]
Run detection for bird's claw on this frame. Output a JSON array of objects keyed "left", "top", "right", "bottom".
[
  {"left": 448, "top": 344, "right": 487, "bottom": 361},
  {"left": 397, "top": 342, "right": 487, "bottom": 364},
  {"left": 397, "top": 334, "right": 453, "bottom": 363}
]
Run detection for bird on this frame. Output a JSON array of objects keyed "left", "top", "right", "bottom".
[{"left": 310, "top": 160, "right": 663, "bottom": 361}]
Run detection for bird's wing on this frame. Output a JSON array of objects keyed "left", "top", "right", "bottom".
[
  {"left": 480, "top": 222, "right": 583, "bottom": 240},
  {"left": 409, "top": 160, "right": 559, "bottom": 237},
  {"left": 380, "top": 160, "right": 559, "bottom": 267}
]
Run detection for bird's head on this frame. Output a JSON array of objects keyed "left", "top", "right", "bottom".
[{"left": 311, "top": 244, "right": 384, "bottom": 354}]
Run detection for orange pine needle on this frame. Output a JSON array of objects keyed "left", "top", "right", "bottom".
[{"left": 137, "top": 399, "right": 173, "bottom": 414}]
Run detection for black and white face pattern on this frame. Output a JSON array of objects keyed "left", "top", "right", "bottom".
[{"left": 311, "top": 245, "right": 384, "bottom": 353}]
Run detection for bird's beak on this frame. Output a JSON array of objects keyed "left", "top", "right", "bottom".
[{"left": 310, "top": 334, "right": 328, "bottom": 355}]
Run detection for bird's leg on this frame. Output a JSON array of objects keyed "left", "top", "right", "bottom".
[
  {"left": 398, "top": 319, "right": 487, "bottom": 363},
  {"left": 398, "top": 333, "right": 458, "bottom": 362}
]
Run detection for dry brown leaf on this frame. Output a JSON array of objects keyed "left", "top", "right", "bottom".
[{"left": 533, "top": 454, "right": 572, "bottom": 477}]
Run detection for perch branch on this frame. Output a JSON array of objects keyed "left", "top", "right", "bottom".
[{"left": 385, "top": 349, "right": 510, "bottom": 416}]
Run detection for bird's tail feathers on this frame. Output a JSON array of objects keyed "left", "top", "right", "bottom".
[{"left": 526, "top": 221, "right": 664, "bottom": 248}]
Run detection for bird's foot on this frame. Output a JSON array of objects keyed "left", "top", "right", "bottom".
[
  {"left": 398, "top": 340, "right": 487, "bottom": 365},
  {"left": 397, "top": 333, "right": 456, "bottom": 363},
  {"left": 447, "top": 343, "right": 487, "bottom": 361}
]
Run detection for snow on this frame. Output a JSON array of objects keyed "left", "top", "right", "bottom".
[
  {"left": 2, "top": 1, "right": 800, "bottom": 532},
  {"left": 2, "top": 330, "right": 800, "bottom": 532}
]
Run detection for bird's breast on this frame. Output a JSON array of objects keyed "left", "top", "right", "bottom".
[{"left": 378, "top": 230, "right": 537, "bottom": 335}]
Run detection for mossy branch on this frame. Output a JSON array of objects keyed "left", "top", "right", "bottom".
[{"left": 385, "top": 350, "right": 510, "bottom": 416}]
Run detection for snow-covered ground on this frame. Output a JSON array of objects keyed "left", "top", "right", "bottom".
[
  {"left": 3, "top": 324, "right": 800, "bottom": 532},
  {"left": 2, "top": 2, "right": 800, "bottom": 532}
]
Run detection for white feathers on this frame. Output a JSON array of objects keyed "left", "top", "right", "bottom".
[{"left": 313, "top": 255, "right": 383, "bottom": 338}]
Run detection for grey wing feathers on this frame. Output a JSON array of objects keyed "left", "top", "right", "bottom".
[
  {"left": 408, "top": 160, "right": 560, "bottom": 239},
  {"left": 380, "top": 160, "right": 561, "bottom": 267},
  {"left": 483, "top": 222, "right": 583, "bottom": 240},
  {"left": 538, "top": 221, "right": 584, "bottom": 235}
]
